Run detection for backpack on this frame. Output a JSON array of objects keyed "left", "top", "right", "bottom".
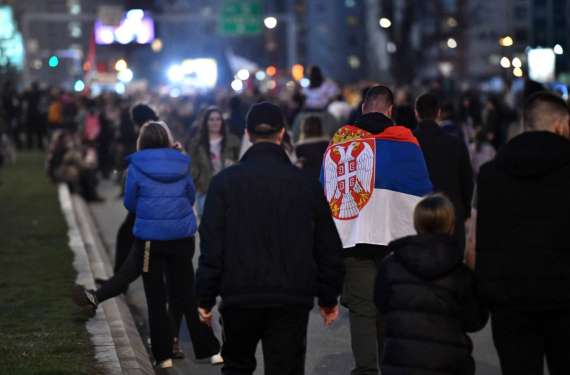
[{"left": 83, "top": 113, "right": 101, "bottom": 141}]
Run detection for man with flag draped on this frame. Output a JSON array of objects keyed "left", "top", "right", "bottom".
[{"left": 321, "top": 85, "right": 432, "bottom": 375}]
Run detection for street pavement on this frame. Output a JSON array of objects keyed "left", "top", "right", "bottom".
[{"left": 88, "top": 178, "right": 502, "bottom": 375}]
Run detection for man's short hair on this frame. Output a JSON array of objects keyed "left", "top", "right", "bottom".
[
  {"left": 363, "top": 85, "right": 394, "bottom": 111},
  {"left": 415, "top": 93, "right": 440, "bottom": 121},
  {"left": 524, "top": 91, "right": 570, "bottom": 131}
]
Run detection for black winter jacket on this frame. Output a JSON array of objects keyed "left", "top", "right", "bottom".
[
  {"left": 414, "top": 120, "right": 474, "bottom": 249},
  {"left": 476, "top": 131, "right": 570, "bottom": 310},
  {"left": 375, "top": 234, "right": 488, "bottom": 375},
  {"left": 196, "top": 142, "right": 344, "bottom": 310}
]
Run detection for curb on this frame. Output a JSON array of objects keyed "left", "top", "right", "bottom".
[{"left": 59, "top": 184, "right": 155, "bottom": 375}]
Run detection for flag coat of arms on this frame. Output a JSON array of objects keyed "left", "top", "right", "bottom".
[{"left": 321, "top": 125, "right": 433, "bottom": 248}]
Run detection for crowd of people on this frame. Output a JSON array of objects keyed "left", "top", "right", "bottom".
[{"left": 1, "top": 65, "right": 568, "bottom": 375}]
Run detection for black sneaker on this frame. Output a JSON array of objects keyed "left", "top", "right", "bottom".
[{"left": 72, "top": 285, "right": 98, "bottom": 312}]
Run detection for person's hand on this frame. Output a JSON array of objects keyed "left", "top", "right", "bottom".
[
  {"left": 198, "top": 307, "right": 213, "bottom": 326},
  {"left": 320, "top": 305, "right": 339, "bottom": 327},
  {"left": 172, "top": 142, "right": 183, "bottom": 152}
]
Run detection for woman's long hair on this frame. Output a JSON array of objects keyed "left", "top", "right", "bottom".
[{"left": 198, "top": 106, "right": 227, "bottom": 159}]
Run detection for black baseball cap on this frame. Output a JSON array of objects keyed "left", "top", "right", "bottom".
[{"left": 246, "top": 102, "right": 285, "bottom": 135}]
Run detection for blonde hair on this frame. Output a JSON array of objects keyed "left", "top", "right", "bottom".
[{"left": 414, "top": 193, "right": 455, "bottom": 235}]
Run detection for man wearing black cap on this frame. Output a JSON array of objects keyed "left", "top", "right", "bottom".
[{"left": 196, "top": 102, "right": 344, "bottom": 375}]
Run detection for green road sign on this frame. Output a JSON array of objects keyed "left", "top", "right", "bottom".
[{"left": 219, "top": 0, "right": 263, "bottom": 36}]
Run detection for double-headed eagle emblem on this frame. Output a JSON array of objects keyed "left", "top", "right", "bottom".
[{"left": 324, "top": 139, "right": 375, "bottom": 220}]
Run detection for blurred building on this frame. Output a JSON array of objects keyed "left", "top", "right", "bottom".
[
  {"left": 466, "top": 0, "right": 570, "bottom": 80},
  {"left": 303, "top": 0, "right": 367, "bottom": 84}
]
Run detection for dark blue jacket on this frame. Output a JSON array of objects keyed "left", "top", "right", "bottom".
[{"left": 124, "top": 148, "right": 197, "bottom": 241}]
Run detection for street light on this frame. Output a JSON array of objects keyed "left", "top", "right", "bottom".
[
  {"left": 499, "top": 36, "right": 514, "bottom": 47},
  {"left": 513, "top": 67, "right": 524, "bottom": 77},
  {"left": 554, "top": 44, "right": 564, "bottom": 55},
  {"left": 237, "top": 69, "right": 250, "bottom": 81},
  {"left": 512, "top": 57, "right": 522, "bottom": 68},
  {"left": 500, "top": 57, "right": 511, "bottom": 68},
  {"left": 264, "top": 17, "right": 278, "bottom": 29},
  {"left": 379, "top": 17, "right": 392, "bottom": 29},
  {"left": 447, "top": 38, "right": 458, "bottom": 49},
  {"left": 115, "top": 59, "right": 128, "bottom": 72}
]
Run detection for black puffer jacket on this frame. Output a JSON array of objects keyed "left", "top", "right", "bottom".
[{"left": 375, "top": 234, "right": 488, "bottom": 375}]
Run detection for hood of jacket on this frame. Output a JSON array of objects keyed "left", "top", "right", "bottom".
[
  {"left": 128, "top": 148, "right": 190, "bottom": 183},
  {"left": 495, "top": 131, "right": 570, "bottom": 178},
  {"left": 354, "top": 112, "right": 394, "bottom": 135},
  {"left": 390, "top": 234, "right": 462, "bottom": 280}
]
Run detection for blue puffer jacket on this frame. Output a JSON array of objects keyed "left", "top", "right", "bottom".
[{"left": 124, "top": 148, "right": 197, "bottom": 241}]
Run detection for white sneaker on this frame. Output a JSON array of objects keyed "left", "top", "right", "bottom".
[
  {"left": 210, "top": 353, "right": 224, "bottom": 365},
  {"left": 155, "top": 359, "right": 173, "bottom": 368}
]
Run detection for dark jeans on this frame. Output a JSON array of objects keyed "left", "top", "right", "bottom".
[
  {"left": 491, "top": 309, "right": 570, "bottom": 375},
  {"left": 220, "top": 306, "right": 310, "bottom": 375},
  {"left": 139, "top": 237, "right": 220, "bottom": 362},
  {"left": 342, "top": 257, "right": 383, "bottom": 375},
  {"left": 114, "top": 212, "right": 135, "bottom": 274}
]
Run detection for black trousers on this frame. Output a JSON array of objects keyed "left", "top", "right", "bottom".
[
  {"left": 220, "top": 306, "right": 310, "bottom": 375},
  {"left": 114, "top": 212, "right": 135, "bottom": 274},
  {"left": 491, "top": 309, "right": 570, "bottom": 375},
  {"left": 139, "top": 237, "right": 220, "bottom": 362}
]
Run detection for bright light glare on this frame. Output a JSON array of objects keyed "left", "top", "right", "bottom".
[
  {"left": 447, "top": 38, "right": 458, "bottom": 49},
  {"left": 264, "top": 17, "right": 278, "bottom": 29},
  {"left": 512, "top": 57, "right": 522, "bottom": 68},
  {"left": 528, "top": 48, "right": 556, "bottom": 83},
  {"left": 513, "top": 67, "right": 524, "bottom": 78},
  {"left": 178, "top": 58, "right": 218, "bottom": 88},
  {"left": 151, "top": 38, "right": 163, "bottom": 52},
  {"left": 126, "top": 9, "right": 144, "bottom": 21},
  {"left": 167, "top": 65, "right": 184, "bottom": 83},
  {"left": 118, "top": 68, "right": 133, "bottom": 83},
  {"left": 500, "top": 57, "right": 511, "bottom": 68},
  {"left": 237, "top": 69, "right": 250, "bottom": 81},
  {"left": 300, "top": 78, "right": 310, "bottom": 88},
  {"left": 73, "top": 80, "right": 85, "bottom": 92},
  {"left": 115, "top": 59, "right": 127, "bottom": 71},
  {"left": 554, "top": 44, "right": 564, "bottom": 55},
  {"left": 379, "top": 18, "right": 392, "bottom": 28},
  {"left": 255, "top": 71, "right": 266, "bottom": 80},
  {"left": 231, "top": 79, "right": 244, "bottom": 92},
  {"left": 115, "top": 82, "right": 126, "bottom": 95},
  {"left": 500, "top": 36, "right": 513, "bottom": 47}
]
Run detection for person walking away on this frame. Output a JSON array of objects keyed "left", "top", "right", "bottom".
[
  {"left": 414, "top": 93, "right": 474, "bottom": 252},
  {"left": 187, "top": 107, "right": 240, "bottom": 217},
  {"left": 439, "top": 102, "right": 466, "bottom": 142},
  {"left": 78, "top": 121, "right": 221, "bottom": 368},
  {"left": 375, "top": 194, "right": 488, "bottom": 375},
  {"left": 294, "top": 116, "right": 330, "bottom": 180},
  {"left": 114, "top": 104, "right": 158, "bottom": 272},
  {"left": 322, "top": 85, "right": 432, "bottom": 375},
  {"left": 475, "top": 92, "right": 570, "bottom": 375},
  {"left": 23, "top": 82, "right": 47, "bottom": 150},
  {"left": 196, "top": 102, "right": 344, "bottom": 375}
]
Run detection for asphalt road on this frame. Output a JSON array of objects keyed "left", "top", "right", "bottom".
[{"left": 89, "top": 179, "right": 502, "bottom": 375}]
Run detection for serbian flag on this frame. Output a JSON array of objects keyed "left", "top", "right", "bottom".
[{"left": 321, "top": 125, "right": 432, "bottom": 248}]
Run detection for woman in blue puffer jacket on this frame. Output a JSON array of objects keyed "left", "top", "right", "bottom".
[{"left": 124, "top": 121, "right": 221, "bottom": 368}]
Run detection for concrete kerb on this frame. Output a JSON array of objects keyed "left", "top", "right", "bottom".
[{"left": 58, "top": 183, "right": 154, "bottom": 375}]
